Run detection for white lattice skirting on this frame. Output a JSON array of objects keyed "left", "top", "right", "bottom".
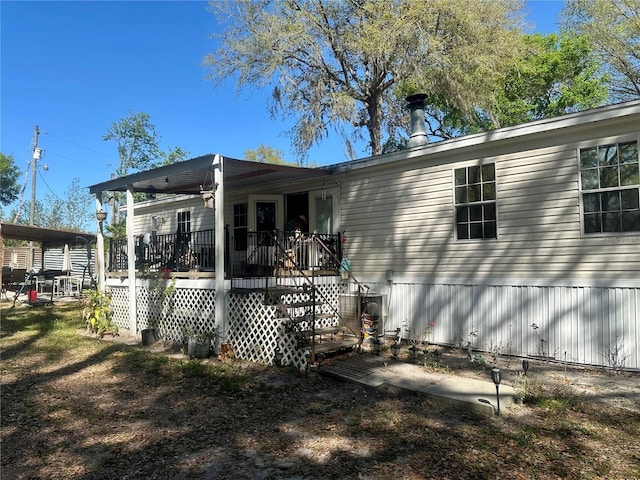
[{"left": 106, "top": 277, "right": 344, "bottom": 370}]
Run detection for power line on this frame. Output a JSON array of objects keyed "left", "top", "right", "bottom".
[
  {"left": 37, "top": 167, "right": 63, "bottom": 201},
  {"left": 40, "top": 130, "right": 118, "bottom": 162},
  {"left": 43, "top": 149, "right": 112, "bottom": 173}
]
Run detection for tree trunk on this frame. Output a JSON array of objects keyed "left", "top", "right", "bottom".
[{"left": 366, "top": 92, "right": 383, "bottom": 156}]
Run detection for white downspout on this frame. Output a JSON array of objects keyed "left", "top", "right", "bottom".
[
  {"left": 213, "top": 154, "right": 226, "bottom": 350},
  {"left": 126, "top": 187, "right": 137, "bottom": 335}
]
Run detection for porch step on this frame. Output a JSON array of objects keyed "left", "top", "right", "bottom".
[
  {"left": 312, "top": 338, "right": 359, "bottom": 355},
  {"left": 288, "top": 313, "right": 336, "bottom": 323},
  {"left": 300, "top": 325, "right": 345, "bottom": 338},
  {"left": 263, "top": 288, "right": 308, "bottom": 306},
  {"left": 280, "top": 300, "right": 318, "bottom": 309}
]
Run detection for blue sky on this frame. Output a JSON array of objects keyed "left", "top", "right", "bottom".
[{"left": 1, "top": 0, "right": 564, "bottom": 221}]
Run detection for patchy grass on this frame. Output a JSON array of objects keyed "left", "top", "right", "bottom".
[{"left": 2, "top": 300, "right": 640, "bottom": 480}]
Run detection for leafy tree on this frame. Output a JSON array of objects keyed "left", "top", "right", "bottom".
[
  {"left": 562, "top": 0, "right": 640, "bottom": 101},
  {"left": 204, "top": 0, "right": 525, "bottom": 158},
  {"left": 493, "top": 33, "right": 608, "bottom": 123},
  {"left": 63, "top": 178, "right": 93, "bottom": 231},
  {"left": 9, "top": 200, "right": 46, "bottom": 227},
  {"left": 12, "top": 178, "right": 93, "bottom": 231},
  {"left": 244, "top": 145, "right": 293, "bottom": 165},
  {"left": 0, "top": 153, "right": 22, "bottom": 207},
  {"left": 103, "top": 112, "right": 188, "bottom": 225},
  {"left": 103, "top": 111, "right": 161, "bottom": 177},
  {"left": 154, "top": 146, "right": 189, "bottom": 167},
  {"left": 404, "top": 33, "right": 609, "bottom": 142}
]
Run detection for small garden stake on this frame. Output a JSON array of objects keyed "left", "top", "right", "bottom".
[{"left": 491, "top": 368, "right": 502, "bottom": 415}]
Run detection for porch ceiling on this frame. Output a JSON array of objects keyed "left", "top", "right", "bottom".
[{"left": 88, "top": 154, "right": 333, "bottom": 195}]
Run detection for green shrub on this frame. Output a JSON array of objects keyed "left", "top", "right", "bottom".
[{"left": 82, "top": 289, "right": 118, "bottom": 336}]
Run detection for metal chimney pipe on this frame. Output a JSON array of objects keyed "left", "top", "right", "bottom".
[{"left": 406, "top": 93, "right": 429, "bottom": 148}]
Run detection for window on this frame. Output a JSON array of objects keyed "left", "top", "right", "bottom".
[
  {"left": 454, "top": 164, "right": 497, "bottom": 240},
  {"left": 177, "top": 211, "right": 191, "bottom": 235},
  {"left": 580, "top": 141, "right": 640, "bottom": 234},
  {"left": 233, "top": 203, "right": 247, "bottom": 251}
]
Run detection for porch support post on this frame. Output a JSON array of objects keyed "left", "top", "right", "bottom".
[
  {"left": 125, "top": 187, "right": 137, "bottom": 335},
  {"left": 95, "top": 193, "right": 106, "bottom": 291},
  {"left": 213, "top": 154, "right": 226, "bottom": 349}
]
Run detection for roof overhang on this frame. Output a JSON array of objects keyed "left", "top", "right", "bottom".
[
  {"left": 88, "top": 154, "right": 334, "bottom": 195},
  {"left": 0, "top": 223, "right": 96, "bottom": 249},
  {"left": 332, "top": 99, "right": 640, "bottom": 173}
]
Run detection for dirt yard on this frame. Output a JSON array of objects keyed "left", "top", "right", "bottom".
[{"left": 2, "top": 301, "right": 639, "bottom": 479}]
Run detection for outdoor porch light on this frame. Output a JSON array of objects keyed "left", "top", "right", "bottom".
[
  {"left": 390, "top": 342, "right": 400, "bottom": 358},
  {"left": 491, "top": 368, "right": 502, "bottom": 415},
  {"left": 522, "top": 359, "right": 530, "bottom": 376},
  {"left": 96, "top": 210, "right": 107, "bottom": 222}
]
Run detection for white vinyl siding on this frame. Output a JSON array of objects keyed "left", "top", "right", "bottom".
[{"left": 339, "top": 132, "right": 640, "bottom": 283}]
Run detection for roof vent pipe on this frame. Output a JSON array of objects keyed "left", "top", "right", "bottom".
[{"left": 406, "top": 93, "right": 429, "bottom": 148}]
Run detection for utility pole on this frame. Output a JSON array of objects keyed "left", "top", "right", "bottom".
[
  {"left": 28, "top": 126, "right": 40, "bottom": 272},
  {"left": 30, "top": 125, "right": 40, "bottom": 227}
]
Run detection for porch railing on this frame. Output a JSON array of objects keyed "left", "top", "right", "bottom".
[
  {"left": 108, "top": 228, "right": 340, "bottom": 278},
  {"left": 231, "top": 230, "right": 343, "bottom": 278},
  {"left": 108, "top": 227, "right": 229, "bottom": 273}
]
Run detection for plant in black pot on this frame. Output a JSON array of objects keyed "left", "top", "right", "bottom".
[
  {"left": 183, "top": 324, "right": 217, "bottom": 359},
  {"left": 141, "top": 324, "right": 159, "bottom": 346}
]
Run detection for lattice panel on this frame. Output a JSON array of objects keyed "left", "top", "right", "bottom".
[
  {"left": 164, "top": 288, "right": 216, "bottom": 342},
  {"left": 108, "top": 277, "right": 344, "bottom": 370},
  {"left": 227, "top": 282, "right": 343, "bottom": 370},
  {"left": 228, "top": 291, "right": 277, "bottom": 364},
  {"left": 107, "top": 286, "right": 130, "bottom": 330},
  {"left": 107, "top": 283, "right": 216, "bottom": 342}
]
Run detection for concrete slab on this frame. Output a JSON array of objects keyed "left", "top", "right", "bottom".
[{"left": 320, "top": 354, "right": 514, "bottom": 415}]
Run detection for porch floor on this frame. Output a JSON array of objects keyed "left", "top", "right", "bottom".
[{"left": 319, "top": 353, "right": 515, "bottom": 415}]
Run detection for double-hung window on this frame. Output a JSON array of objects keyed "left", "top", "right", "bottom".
[
  {"left": 454, "top": 163, "right": 497, "bottom": 240},
  {"left": 233, "top": 203, "right": 248, "bottom": 251},
  {"left": 580, "top": 141, "right": 640, "bottom": 234}
]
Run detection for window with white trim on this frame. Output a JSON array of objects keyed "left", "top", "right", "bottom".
[
  {"left": 233, "top": 202, "right": 248, "bottom": 250},
  {"left": 454, "top": 163, "right": 497, "bottom": 240},
  {"left": 580, "top": 141, "right": 640, "bottom": 234}
]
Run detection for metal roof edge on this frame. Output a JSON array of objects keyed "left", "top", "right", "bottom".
[{"left": 331, "top": 100, "right": 640, "bottom": 173}]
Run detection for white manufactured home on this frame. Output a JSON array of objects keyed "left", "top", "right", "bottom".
[{"left": 89, "top": 100, "right": 640, "bottom": 370}]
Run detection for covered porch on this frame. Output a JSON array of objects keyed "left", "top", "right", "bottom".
[{"left": 88, "top": 155, "right": 358, "bottom": 368}]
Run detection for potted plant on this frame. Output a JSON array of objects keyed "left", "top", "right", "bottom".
[
  {"left": 200, "top": 184, "right": 215, "bottom": 209},
  {"left": 83, "top": 289, "right": 119, "bottom": 338},
  {"left": 141, "top": 325, "right": 158, "bottom": 346},
  {"left": 183, "top": 324, "right": 217, "bottom": 359}
]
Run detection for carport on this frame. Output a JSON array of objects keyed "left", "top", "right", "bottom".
[{"left": 0, "top": 223, "right": 96, "bottom": 302}]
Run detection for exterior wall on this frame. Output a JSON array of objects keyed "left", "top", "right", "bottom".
[
  {"left": 339, "top": 128, "right": 639, "bottom": 282},
  {"left": 3, "top": 247, "right": 42, "bottom": 269},
  {"left": 2, "top": 246, "right": 93, "bottom": 276},
  {"left": 337, "top": 111, "right": 640, "bottom": 370},
  {"left": 132, "top": 195, "right": 213, "bottom": 236}
]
